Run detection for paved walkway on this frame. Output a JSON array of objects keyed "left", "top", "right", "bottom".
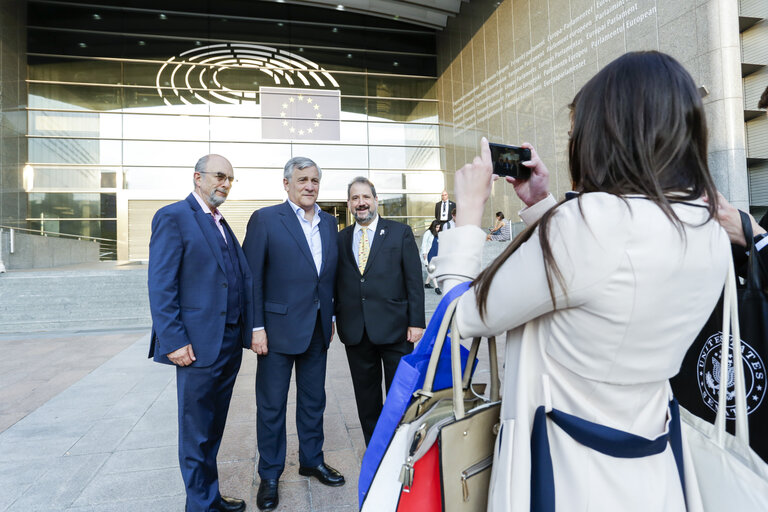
[
  {"left": 0, "top": 291, "right": 450, "bottom": 512},
  {"left": 0, "top": 242, "right": 510, "bottom": 511}
]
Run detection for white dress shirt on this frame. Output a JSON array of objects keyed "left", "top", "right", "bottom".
[
  {"left": 287, "top": 198, "right": 323, "bottom": 275},
  {"left": 440, "top": 200, "right": 449, "bottom": 221},
  {"left": 353, "top": 214, "right": 379, "bottom": 266}
]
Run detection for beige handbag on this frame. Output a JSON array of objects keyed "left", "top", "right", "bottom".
[{"left": 398, "top": 298, "right": 501, "bottom": 512}]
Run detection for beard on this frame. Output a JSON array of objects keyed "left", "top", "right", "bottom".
[
  {"left": 353, "top": 207, "right": 376, "bottom": 224},
  {"left": 208, "top": 188, "right": 227, "bottom": 207}
]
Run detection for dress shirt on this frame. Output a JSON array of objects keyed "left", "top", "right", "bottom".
[
  {"left": 253, "top": 200, "right": 324, "bottom": 333},
  {"left": 353, "top": 214, "right": 380, "bottom": 266},
  {"left": 287, "top": 198, "right": 323, "bottom": 275},
  {"left": 192, "top": 191, "right": 226, "bottom": 243},
  {"left": 756, "top": 234, "right": 768, "bottom": 252},
  {"left": 440, "top": 201, "right": 449, "bottom": 221}
]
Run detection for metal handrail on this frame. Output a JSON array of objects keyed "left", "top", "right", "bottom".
[
  {"left": 0, "top": 224, "right": 118, "bottom": 261},
  {"left": 0, "top": 224, "right": 115, "bottom": 243}
]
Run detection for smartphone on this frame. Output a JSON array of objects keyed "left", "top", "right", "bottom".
[{"left": 488, "top": 142, "right": 532, "bottom": 180}]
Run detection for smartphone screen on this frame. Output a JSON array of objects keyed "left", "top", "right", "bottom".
[{"left": 488, "top": 142, "right": 532, "bottom": 180}]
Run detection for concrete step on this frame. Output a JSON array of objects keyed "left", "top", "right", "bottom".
[{"left": 0, "top": 266, "right": 151, "bottom": 334}]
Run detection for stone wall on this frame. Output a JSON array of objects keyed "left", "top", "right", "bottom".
[
  {"left": 0, "top": 0, "right": 28, "bottom": 228},
  {"left": 436, "top": 0, "right": 749, "bottom": 226},
  {"left": 1, "top": 230, "right": 100, "bottom": 270}
]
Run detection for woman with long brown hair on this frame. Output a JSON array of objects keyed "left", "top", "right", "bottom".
[{"left": 432, "top": 51, "right": 729, "bottom": 511}]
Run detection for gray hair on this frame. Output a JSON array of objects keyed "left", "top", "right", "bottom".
[
  {"left": 347, "top": 176, "right": 377, "bottom": 199},
  {"left": 192, "top": 155, "right": 210, "bottom": 187},
  {"left": 284, "top": 156, "right": 321, "bottom": 181}
]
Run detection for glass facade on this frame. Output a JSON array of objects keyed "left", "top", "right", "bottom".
[{"left": 26, "top": 0, "right": 441, "bottom": 259}]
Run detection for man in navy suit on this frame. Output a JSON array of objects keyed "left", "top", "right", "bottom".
[
  {"left": 243, "top": 157, "right": 344, "bottom": 511},
  {"left": 335, "top": 177, "right": 425, "bottom": 445},
  {"left": 148, "top": 154, "right": 253, "bottom": 512}
]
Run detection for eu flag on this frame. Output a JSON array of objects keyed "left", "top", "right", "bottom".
[{"left": 261, "top": 86, "right": 341, "bottom": 141}]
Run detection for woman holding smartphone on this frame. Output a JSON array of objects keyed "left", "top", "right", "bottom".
[{"left": 432, "top": 51, "right": 729, "bottom": 511}]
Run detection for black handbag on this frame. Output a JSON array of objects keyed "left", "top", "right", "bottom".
[{"left": 671, "top": 211, "right": 768, "bottom": 461}]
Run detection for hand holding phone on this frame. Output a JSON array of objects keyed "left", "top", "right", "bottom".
[{"left": 488, "top": 142, "right": 532, "bottom": 180}]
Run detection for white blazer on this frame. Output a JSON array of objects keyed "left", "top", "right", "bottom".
[
  {"left": 433, "top": 192, "right": 729, "bottom": 512},
  {"left": 420, "top": 229, "right": 435, "bottom": 264}
]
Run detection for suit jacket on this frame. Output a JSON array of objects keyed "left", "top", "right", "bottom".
[
  {"left": 434, "top": 200, "right": 456, "bottom": 221},
  {"left": 147, "top": 194, "right": 254, "bottom": 367},
  {"left": 335, "top": 217, "right": 425, "bottom": 346},
  {"left": 242, "top": 201, "right": 338, "bottom": 354}
]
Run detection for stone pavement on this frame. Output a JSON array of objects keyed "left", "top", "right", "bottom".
[
  {"left": 0, "top": 241, "right": 509, "bottom": 511},
  {"left": 0, "top": 293, "right": 449, "bottom": 512}
]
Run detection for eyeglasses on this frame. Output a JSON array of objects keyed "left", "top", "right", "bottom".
[{"left": 198, "top": 171, "right": 237, "bottom": 184}]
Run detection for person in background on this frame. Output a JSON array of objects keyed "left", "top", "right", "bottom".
[
  {"left": 335, "top": 177, "right": 425, "bottom": 446},
  {"left": 710, "top": 192, "right": 767, "bottom": 274},
  {"left": 420, "top": 220, "right": 442, "bottom": 294},
  {"left": 486, "top": 211, "right": 508, "bottom": 241},
  {"left": 432, "top": 51, "right": 728, "bottom": 511},
  {"left": 148, "top": 154, "right": 252, "bottom": 512},
  {"left": 444, "top": 207, "right": 457, "bottom": 230},
  {"left": 434, "top": 190, "right": 456, "bottom": 227}
]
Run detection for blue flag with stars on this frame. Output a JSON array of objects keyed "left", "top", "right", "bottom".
[{"left": 260, "top": 86, "right": 340, "bottom": 141}]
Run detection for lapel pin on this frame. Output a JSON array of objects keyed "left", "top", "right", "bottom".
[{"left": 380, "top": 229, "right": 385, "bottom": 236}]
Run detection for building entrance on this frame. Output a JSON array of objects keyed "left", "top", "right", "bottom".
[{"left": 319, "top": 202, "right": 350, "bottom": 231}]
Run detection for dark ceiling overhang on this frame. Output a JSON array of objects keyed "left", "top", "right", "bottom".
[{"left": 270, "top": 0, "right": 469, "bottom": 30}]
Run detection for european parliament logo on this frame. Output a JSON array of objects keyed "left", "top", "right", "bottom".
[
  {"left": 155, "top": 43, "right": 341, "bottom": 141},
  {"left": 261, "top": 87, "right": 340, "bottom": 141}
]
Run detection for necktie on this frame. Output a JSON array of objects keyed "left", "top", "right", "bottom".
[
  {"left": 358, "top": 228, "right": 369, "bottom": 274},
  {"left": 210, "top": 211, "right": 227, "bottom": 244},
  {"left": 442, "top": 201, "right": 447, "bottom": 219}
]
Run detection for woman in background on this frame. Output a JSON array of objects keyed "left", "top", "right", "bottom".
[
  {"left": 432, "top": 51, "right": 729, "bottom": 511},
  {"left": 486, "top": 211, "right": 509, "bottom": 241},
  {"left": 420, "top": 220, "right": 442, "bottom": 294}
]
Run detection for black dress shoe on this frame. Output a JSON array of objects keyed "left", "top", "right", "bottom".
[
  {"left": 256, "top": 479, "right": 279, "bottom": 511},
  {"left": 435, "top": 287, "right": 442, "bottom": 295},
  {"left": 216, "top": 496, "right": 246, "bottom": 512},
  {"left": 298, "top": 462, "right": 345, "bottom": 486},
  {"left": 424, "top": 283, "right": 433, "bottom": 289}
]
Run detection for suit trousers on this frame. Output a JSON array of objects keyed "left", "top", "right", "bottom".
[
  {"left": 256, "top": 312, "right": 327, "bottom": 479},
  {"left": 344, "top": 330, "right": 413, "bottom": 445},
  {"left": 176, "top": 323, "right": 242, "bottom": 512}
]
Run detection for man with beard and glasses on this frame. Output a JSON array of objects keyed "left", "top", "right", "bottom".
[
  {"left": 334, "top": 177, "right": 425, "bottom": 445},
  {"left": 148, "top": 154, "right": 254, "bottom": 512}
]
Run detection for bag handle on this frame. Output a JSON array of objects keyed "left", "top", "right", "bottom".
[
  {"left": 714, "top": 255, "right": 749, "bottom": 446},
  {"left": 739, "top": 210, "right": 766, "bottom": 292},
  {"left": 419, "top": 297, "right": 460, "bottom": 396},
  {"left": 417, "top": 293, "right": 500, "bottom": 420}
]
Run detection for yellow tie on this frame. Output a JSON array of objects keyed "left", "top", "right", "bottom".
[{"left": 358, "top": 228, "right": 370, "bottom": 274}]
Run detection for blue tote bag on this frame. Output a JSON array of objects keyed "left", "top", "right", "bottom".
[{"left": 358, "top": 281, "right": 473, "bottom": 507}]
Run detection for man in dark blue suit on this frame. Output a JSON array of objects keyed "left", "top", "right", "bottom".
[
  {"left": 243, "top": 156, "right": 344, "bottom": 511},
  {"left": 148, "top": 154, "right": 253, "bottom": 512}
]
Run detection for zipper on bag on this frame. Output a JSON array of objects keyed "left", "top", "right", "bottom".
[{"left": 460, "top": 455, "right": 493, "bottom": 502}]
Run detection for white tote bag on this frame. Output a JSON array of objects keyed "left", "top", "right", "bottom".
[{"left": 681, "top": 258, "right": 768, "bottom": 510}]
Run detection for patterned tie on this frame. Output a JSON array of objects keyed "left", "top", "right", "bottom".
[{"left": 358, "top": 228, "right": 370, "bottom": 274}]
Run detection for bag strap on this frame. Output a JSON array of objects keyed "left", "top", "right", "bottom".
[
  {"left": 739, "top": 210, "right": 767, "bottom": 291},
  {"left": 417, "top": 293, "right": 500, "bottom": 420},
  {"left": 714, "top": 255, "right": 749, "bottom": 446},
  {"left": 419, "top": 297, "right": 459, "bottom": 398}
]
